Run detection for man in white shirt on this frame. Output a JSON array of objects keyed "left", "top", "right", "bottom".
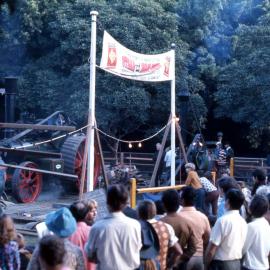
[
  {"left": 242, "top": 195, "right": 270, "bottom": 270},
  {"left": 205, "top": 188, "right": 247, "bottom": 270},
  {"left": 85, "top": 184, "right": 142, "bottom": 270}
]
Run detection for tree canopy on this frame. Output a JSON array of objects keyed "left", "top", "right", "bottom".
[{"left": 1, "top": 0, "right": 270, "bottom": 152}]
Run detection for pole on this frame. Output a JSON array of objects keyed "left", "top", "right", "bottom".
[
  {"left": 87, "top": 11, "right": 98, "bottom": 192},
  {"left": 170, "top": 44, "right": 176, "bottom": 186}
]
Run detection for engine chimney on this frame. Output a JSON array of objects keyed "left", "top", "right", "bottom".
[{"left": 4, "top": 77, "right": 18, "bottom": 138}]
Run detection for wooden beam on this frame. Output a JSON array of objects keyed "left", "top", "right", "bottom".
[
  {"left": 0, "top": 123, "right": 76, "bottom": 132},
  {"left": 95, "top": 125, "right": 109, "bottom": 189},
  {"left": 175, "top": 121, "right": 188, "bottom": 163},
  {"left": 137, "top": 184, "right": 185, "bottom": 194},
  {"left": 1, "top": 163, "right": 78, "bottom": 179},
  {"left": 0, "top": 147, "right": 61, "bottom": 158},
  {"left": 149, "top": 116, "right": 171, "bottom": 187}
]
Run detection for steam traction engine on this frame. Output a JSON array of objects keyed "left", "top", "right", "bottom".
[{"left": 0, "top": 77, "right": 101, "bottom": 203}]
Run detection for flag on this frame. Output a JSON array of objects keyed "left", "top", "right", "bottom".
[{"left": 100, "top": 31, "right": 174, "bottom": 82}]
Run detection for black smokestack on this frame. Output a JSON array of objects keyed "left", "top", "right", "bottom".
[{"left": 4, "top": 77, "right": 17, "bottom": 138}]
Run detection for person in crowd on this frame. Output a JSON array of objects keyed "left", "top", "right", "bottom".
[
  {"left": 185, "top": 163, "right": 206, "bottom": 213},
  {"left": 161, "top": 189, "right": 196, "bottom": 268},
  {"left": 164, "top": 146, "right": 175, "bottom": 181},
  {"left": 69, "top": 201, "right": 95, "bottom": 270},
  {"left": 251, "top": 168, "right": 267, "bottom": 196},
  {"left": 265, "top": 193, "right": 270, "bottom": 224},
  {"left": 237, "top": 181, "right": 252, "bottom": 220},
  {"left": 216, "top": 176, "right": 239, "bottom": 218},
  {"left": 216, "top": 132, "right": 223, "bottom": 144},
  {"left": 137, "top": 200, "right": 183, "bottom": 270},
  {"left": 85, "top": 184, "right": 141, "bottom": 270},
  {"left": 224, "top": 142, "right": 234, "bottom": 165},
  {"left": 154, "top": 200, "right": 166, "bottom": 220},
  {"left": 27, "top": 207, "right": 84, "bottom": 270},
  {"left": 200, "top": 171, "right": 219, "bottom": 216},
  {"left": 0, "top": 214, "right": 20, "bottom": 270},
  {"left": 178, "top": 186, "right": 211, "bottom": 270},
  {"left": 255, "top": 184, "right": 270, "bottom": 197},
  {"left": 82, "top": 199, "right": 97, "bottom": 226},
  {"left": 242, "top": 195, "right": 270, "bottom": 270},
  {"left": 137, "top": 201, "right": 160, "bottom": 270},
  {"left": 16, "top": 233, "right": 32, "bottom": 270},
  {"left": 215, "top": 142, "right": 227, "bottom": 178},
  {"left": 122, "top": 191, "right": 138, "bottom": 220},
  {"left": 38, "top": 235, "right": 68, "bottom": 270},
  {"left": 205, "top": 188, "right": 247, "bottom": 270}
]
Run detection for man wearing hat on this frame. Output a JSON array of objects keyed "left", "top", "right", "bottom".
[{"left": 27, "top": 207, "right": 85, "bottom": 270}]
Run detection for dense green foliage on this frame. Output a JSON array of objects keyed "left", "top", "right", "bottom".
[{"left": 1, "top": 0, "right": 270, "bottom": 151}]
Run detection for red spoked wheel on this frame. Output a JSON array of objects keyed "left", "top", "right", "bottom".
[
  {"left": 61, "top": 135, "right": 101, "bottom": 190},
  {"left": 11, "top": 161, "right": 42, "bottom": 203}
]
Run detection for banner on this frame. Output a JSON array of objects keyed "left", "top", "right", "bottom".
[{"left": 100, "top": 31, "right": 174, "bottom": 82}]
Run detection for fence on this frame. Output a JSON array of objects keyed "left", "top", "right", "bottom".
[{"left": 230, "top": 157, "right": 269, "bottom": 183}]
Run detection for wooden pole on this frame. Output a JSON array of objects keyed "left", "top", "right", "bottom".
[
  {"left": 95, "top": 124, "right": 109, "bottom": 188},
  {"left": 175, "top": 121, "right": 188, "bottom": 163},
  {"left": 130, "top": 178, "right": 137, "bottom": 208},
  {"left": 149, "top": 116, "right": 171, "bottom": 187},
  {"left": 79, "top": 112, "right": 91, "bottom": 200},
  {"left": 0, "top": 123, "right": 76, "bottom": 131},
  {"left": 230, "top": 158, "right": 234, "bottom": 177}
]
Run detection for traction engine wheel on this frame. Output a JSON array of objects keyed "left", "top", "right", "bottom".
[
  {"left": 12, "top": 161, "right": 42, "bottom": 203},
  {"left": 61, "top": 135, "right": 101, "bottom": 190}
]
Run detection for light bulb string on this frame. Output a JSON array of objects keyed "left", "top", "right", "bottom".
[
  {"left": 9, "top": 119, "right": 173, "bottom": 149},
  {"left": 94, "top": 120, "right": 172, "bottom": 144}
]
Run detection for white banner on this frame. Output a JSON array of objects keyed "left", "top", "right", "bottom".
[{"left": 100, "top": 31, "right": 175, "bottom": 82}]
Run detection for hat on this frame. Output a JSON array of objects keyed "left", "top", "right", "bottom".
[
  {"left": 45, "top": 207, "right": 76, "bottom": 238},
  {"left": 185, "top": 163, "right": 196, "bottom": 170}
]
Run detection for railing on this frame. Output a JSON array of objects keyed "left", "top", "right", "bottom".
[
  {"left": 129, "top": 178, "right": 185, "bottom": 208},
  {"left": 230, "top": 157, "right": 269, "bottom": 182}
]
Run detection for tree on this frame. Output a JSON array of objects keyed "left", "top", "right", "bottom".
[
  {"left": 12, "top": 0, "right": 204, "bottom": 153},
  {"left": 215, "top": 5, "right": 270, "bottom": 150}
]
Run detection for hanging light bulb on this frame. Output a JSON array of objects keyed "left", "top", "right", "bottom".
[
  {"left": 128, "top": 142, "right": 133, "bottom": 148},
  {"left": 138, "top": 142, "right": 142, "bottom": 148}
]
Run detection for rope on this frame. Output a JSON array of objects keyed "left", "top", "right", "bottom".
[
  {"left": 11, "top": 123, "right": 90, "bottom": 149},
  {"left": 10, "top": 120, "right": 171, "bottom": 149},
  {"left": 94, "top": 120, "right": 171, "bottom": 144}
]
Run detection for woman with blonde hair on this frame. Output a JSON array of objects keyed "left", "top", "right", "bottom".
[{"left": 0, "top": 214, "right": 20, "bottom": 270}]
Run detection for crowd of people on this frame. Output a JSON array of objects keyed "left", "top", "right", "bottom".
[{"left": 0, "top": 165, "right": 270, "bottom": 270}]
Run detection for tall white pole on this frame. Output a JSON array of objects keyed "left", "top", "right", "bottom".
[
  {"left": 170, "top": 44, "right": 176, "bottom": 186},
  {"left": 87, "top": 11, "right": 98, "bottom": 192}
]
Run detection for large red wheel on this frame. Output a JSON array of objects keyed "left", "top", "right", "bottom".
[
  {"left": 61, "top": 135, "right": 101, "bottom": 190},
  {"left": 11, "top": 161, "right": 42, "bottom": 203}
]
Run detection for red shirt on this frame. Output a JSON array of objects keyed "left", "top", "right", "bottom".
[{"left": 69, "top": 222, "right": 96, "bottom": 270}]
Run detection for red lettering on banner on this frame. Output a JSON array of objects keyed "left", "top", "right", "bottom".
[
  {"left": 122, "top": 56, "right": 135, "bottom": 72},
  {"left": 107, "top": 47, "right": 117, "bottom": 68},
  {"left": 122, "top": 55, "right": 161, "bottom": 74},
  {"left": 163, "top": 57, "right": 170, "bottom": 77}
]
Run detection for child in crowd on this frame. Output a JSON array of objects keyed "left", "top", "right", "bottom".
[
  {"left": 0, "top": 214, "right": 20, "bottom": 270},
  {"left": 83, "top": 199, "right": 98, "bottom": 226}
]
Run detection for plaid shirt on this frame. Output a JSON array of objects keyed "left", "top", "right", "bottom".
[{"left": 0, "top": 241, "right": 20, "bottom": 270}]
